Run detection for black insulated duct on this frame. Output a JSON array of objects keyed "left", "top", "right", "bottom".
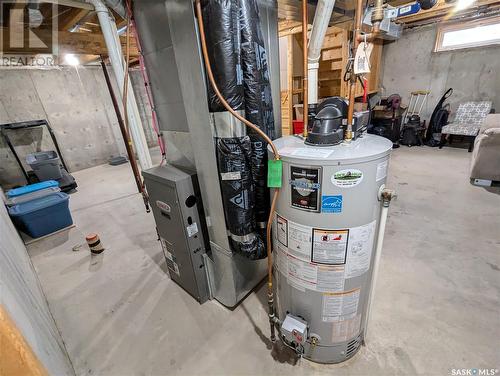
[
  {"left": 216, "top": 137, "right": 266, "bottom": 260},
  {"left": 240, "top": 0, "right": 275, "bottom": 139},
  {"left": 201, "top": 0, "right": 244, "bottom": 112},
  {"left": 240, "top": 0, "right": 274, "bottom": 237},
  {"left": 201, "top": 0, "right": 273, "bottom": 260}
]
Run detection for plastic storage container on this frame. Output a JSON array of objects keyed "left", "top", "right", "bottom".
[
  {"left": 5, "top": 180, "right": 60, "bottom": 206},
  {"left": 26, "top": 151, "right": 62, "bottom": 181},
  {"left": 8, "top": 192, "right": 72, "bottom": 238},
  {"left": 5, "top": 187, "right": 61, "bottom": 206},
  {"left": 6, "top": 180, "right": 59, "bottom": 198}
]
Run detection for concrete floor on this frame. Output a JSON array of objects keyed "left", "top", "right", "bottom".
[{"left": 27, "top": 146, "right": 500, "bottom": 376}]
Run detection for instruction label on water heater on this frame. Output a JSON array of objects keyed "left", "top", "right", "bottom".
[
  {"left": 287, "top": 220, "right": 312, "bottom": 260},
  {"left": 322, "top": 288, "right": 360, "bottom": 322},
  {"left": 312, "top": 228, "right": 349, "bottom": 265},
  {"left": 331, "top": 314, "right": 362, "bottom": 343},
  {"left": 345, "top": 221, "right": 376, "bottom": 278},
  {"left": 376, "top": 160, "right": 389, "bottom": 182},
  {"left": 276, "top": 215, "right": 288, "bottom": 247},
  {"left": 276, "top": 243, "right": 346, "bottom": 293}
]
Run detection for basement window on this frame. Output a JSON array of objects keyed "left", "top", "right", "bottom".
[{"left": 434, "top": 16, "right": 500, "bottom": 52}]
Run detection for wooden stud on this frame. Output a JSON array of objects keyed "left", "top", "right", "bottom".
[{"left": 287, "top": 34, "right": 294, "bottom": 134}]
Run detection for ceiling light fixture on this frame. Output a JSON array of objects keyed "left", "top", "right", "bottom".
[
  {"left": 65, "top": 54, "right": 80, "bottom": 66},
  {"left": 454, "top": 0, "right": 476, "bottom": 11}
]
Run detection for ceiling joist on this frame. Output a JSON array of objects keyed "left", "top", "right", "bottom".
[{"left": 0, "top": 27, "right": 138, "bottom": 57}]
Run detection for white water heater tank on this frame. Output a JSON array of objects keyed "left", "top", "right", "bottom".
[{"left": 270, "top": 133, "right": 392, "bottom": 363}]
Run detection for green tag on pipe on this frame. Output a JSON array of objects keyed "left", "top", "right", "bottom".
[{"left": 267, "top": 159, "right": 283, "bottom": 188}]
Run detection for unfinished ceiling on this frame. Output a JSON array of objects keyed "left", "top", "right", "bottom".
[
  {"left": 2, "top": 0, "right": 500, "bottom": 63},
  {"left": 0, "top": 0, "right": 133, "bottom": 65},
  {"left": 277, "top": 0, "right": 500, "bottom": 29}
]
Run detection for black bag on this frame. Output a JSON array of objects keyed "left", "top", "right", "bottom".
[
  {"left": 401, "top": 115, "right": 423, "bottom": 146},
  {"left": 401, "top": 126, "right": 420, "bottom": 146}
]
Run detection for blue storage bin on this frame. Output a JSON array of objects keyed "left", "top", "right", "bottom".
[
  {"left": 8, "top": 192, "right": 73, "bottom": 238},
  {"left": 5, "top": 187, "right": 61, "bottom": 206},
  {"left": 7, "top": 180, "right": 59, "bottom": 198}
]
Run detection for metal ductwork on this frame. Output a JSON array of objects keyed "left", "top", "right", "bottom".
[
  {"left": 133, "top": 0, "right": 281, "bottom": 308},
  {"left": 103, "top": 0, "right": 127, "bottom": 19}
]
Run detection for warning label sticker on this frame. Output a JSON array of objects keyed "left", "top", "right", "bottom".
[
  {"left": 345, "top": 221, "right": 376, "bottom": 278},
  {"left": 376, "top": 160, "right": 388, "bottom": 182},
  {"left": 312, "top": 229, "right": 349, "bottom": 265},
  {"left": 317, "top": 266, "right": 345, "bottom": 292},
  {"left": 161, "top": 238, "right": 180, "bottom": 277},
  {"left": 331, "top": 314, "right": 362, "bottom": 343},
  {"left": 276, "top": 215, "right": 288, "bottom": 247},
  {"left": 276, "top": 242, "right": 345, "bottom": 293},
  {"left": 275, "top": 244, "right": 288, "bottom": 274},
  {"left": 288, "top": 255, "right": 317, "bottom": 289},
  {"left": 288, "top": 220, "right": 312, "bottom": 261},
  {"left": 322, "top": 289, "right": 360, "bottom": 323}
]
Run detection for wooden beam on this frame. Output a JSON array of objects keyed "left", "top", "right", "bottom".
[
  {"left": 279, "top": 24, "right": 312, "bottom": 37},
  {"left": 43, "top": 0, "right": 93, "bottom": 10},
  {"left": 59, "top": 8, "right": 90, "bottom": 31},
  {"left": 0, "top": 27, "right": 139, "bottom": 56},
  {"left": 397, "top": 0, "right": 500, "bottom": 24},
  {"left": 287, "top": 34, "right": 294, "bottom": 134},
  {"left": 59, "top": 30, "right": 138, "bottom": 56}
]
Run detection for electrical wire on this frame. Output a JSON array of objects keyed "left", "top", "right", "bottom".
[{"left": 194, "top": 0, "right": 280, "bottom": 340}]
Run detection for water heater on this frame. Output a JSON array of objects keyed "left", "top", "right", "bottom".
[{"left": 271, "top": 133, "right": 392, "bottom": 363}]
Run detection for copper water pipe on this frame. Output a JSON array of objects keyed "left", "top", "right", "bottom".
[
  {"left": 194, "top": 0, "right": 280, "bottom": 341},
  {"left": 356, "top": 23, "right": 381, "bottom": 42},
  {"left": 100, "top": 59, "right": 150, "bottom": 213},
  {"left": 346, "top": 0, "right": 384, "bottom": 141},
  {"left": 357, "top": 0, "right": 383, "bottom": 42},
  {"left": 302, "top": 0, "right": 309, "bottom": 137},
  {"left": 345, "top": 0, "right": 364, "bottom": 141}
]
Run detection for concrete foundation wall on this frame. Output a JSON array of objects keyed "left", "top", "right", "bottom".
[
  {"left": 0, "top": 67, "right": 155, "bottom": 189},
  {"left": 380, "top": 24, "right": 500, "bottom": 123},
  {"left": 0, "top": 201, "right": 74, "bottom": 375}
]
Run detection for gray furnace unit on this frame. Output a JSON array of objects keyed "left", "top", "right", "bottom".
[
  {"left": 134, "top": 0, "right": 281, "bottom": 307},
  {"left": 143, "top": 166, "right": 211, "bottom": 303}
]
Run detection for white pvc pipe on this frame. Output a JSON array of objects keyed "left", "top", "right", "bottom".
[
  {"left": 363, "top": 196, "right": 391, "bottom": 343},
  {"left": 88, "top": 0, "right": 153, "bottom": 170},
  {"left": 307, "top": 0, "right": 336, "bottom": 105}
]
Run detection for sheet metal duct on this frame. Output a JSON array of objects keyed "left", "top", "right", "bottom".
[{"left": 133, "top": 0, "right": 281, "bottom": 307}]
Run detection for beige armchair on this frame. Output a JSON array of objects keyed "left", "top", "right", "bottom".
[{"left": 470, "top": 114, "right": 500, "bottom": 187}]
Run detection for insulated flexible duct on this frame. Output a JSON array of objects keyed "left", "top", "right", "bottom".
[
  {"left": 216, "top": 136, "right": 266, "bottom": 260},
  {"left": 201, "top": 0, "right": 244, "bottom": 112},
  {"left": 201, "top": 0, "right": 275, "bottom": 260},
  {"left": 239, "top": 0, "right": 274, "bottom": 234},
  {"left": 196, "top": 0, "right": 280, "bottom": 341},
  {"left": 240, "top": 0, "right": 275, "bottom": 139}
]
